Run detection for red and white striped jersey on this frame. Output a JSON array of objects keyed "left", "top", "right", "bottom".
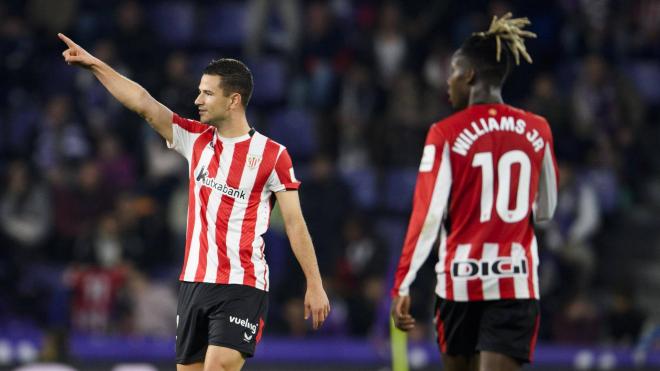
[
  {"left": 167, "top": 113, "right": 300, "bottom": 291},
  {"left": 392, "top": 104, "right": 559, "bottom": 301}
]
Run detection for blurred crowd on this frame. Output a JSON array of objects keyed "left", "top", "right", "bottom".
[{"left": 1, "top": 0, "right": 660, "bottom": 361}]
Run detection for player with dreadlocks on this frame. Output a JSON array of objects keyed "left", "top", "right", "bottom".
[{"left": 391, "top": 14, "right": 559, "bottom": 371}]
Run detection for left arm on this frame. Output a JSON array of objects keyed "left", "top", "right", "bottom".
[{"left": 275, "top": 190, "right": 330, "bottom": 330}]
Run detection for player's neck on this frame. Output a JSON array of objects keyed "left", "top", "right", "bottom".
[
  {"left": 213, "top": 114, "right": 251, "bottom": 138},
  {"left": 468, "top": 83, "right": 504, "bottom": 106}
]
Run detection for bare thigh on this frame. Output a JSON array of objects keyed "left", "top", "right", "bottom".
[
  {"left": 479, "top": 350, "right": 522, "bottom": 371},
  {"left": 441, "top": 353, "right": 479, "bottom": 371},
  {"left": 203, "top": 345, "right": 245, "bottom": 371},
  {"left": 177, "top": 362, "right": 203, "bottom": 371}
]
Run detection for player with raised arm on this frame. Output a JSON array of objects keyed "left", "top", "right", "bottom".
[
  {"left": 58, "top": 33, "right": 330, "bottom": 371},
  {"left": 390, "top": 14, "right": 558, "bottom": 371}
]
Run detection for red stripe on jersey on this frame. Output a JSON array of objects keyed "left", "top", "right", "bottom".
[
  {"left": 215, "top": 141, "right": 250, "bottom": 284},
  {"left": 467, "top": 244, "right": 484, "bottom": 301},
  {"left": 173, "top": 113, "right": 208, "bottom": 133},
  {"left": 260, "top": 241, "right": 268, "bottom": 290},
  {"left": 497, "top": 243, "right": 515, "bottom": 298},
  {"left": 239, "top": 140, "right": 280, "bottom": 286},
  {"left": 444, "top": 243, "right": 457, "bottom": 301},
  {"left": 193, "top": 140, "right": 223, "bottom": 282},
  {"left": 179, "top": 130, "right": 214, "bottom": 281},
  {"left": 525, "top": 234, "right": 536, "bottom": 298}
]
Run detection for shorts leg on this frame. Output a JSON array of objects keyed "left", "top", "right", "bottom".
[
  {"left": 434, "top": 297, "right": 483, "bottom": 357},
  {"left": 477, "top": 299, "right": 540, "bottom": 363},
  {"left": 176, "top": 282, "right": 209, "bottom": 364},
  {"left": 208, "top": 285, "right": 268, "bottom": 358}
]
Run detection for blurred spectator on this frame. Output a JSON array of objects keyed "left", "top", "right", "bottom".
[
  {"left": 372, "top": 3, "right": 408, "bottom": 87},
  {"left": 34, "top": 95, "right": 90, "bottom": 179},
  {"left": 52, "top": 160, "right": 112, "bottom": 260},
  {"left": 542, "top": 161, "right": 600, "bottom": 291},
  {"left": 606, "top": 287, "right": 646, "bottom": 345},
  {"left": 97, "top": 134, "right": 137, "bottom": 195},
  {"left": 0, "top": 160, "right": 51, "bottom": 252},
  {"left": 124, "top": 268, "right": 176, "bottom": 337},
  {"left": 245, "top": 0, "right": 301, "bottom": 57},
  {"left": 553, "top": 293, "right": 603, "bottom": 344},
  {"left": 337, "top": 215, "right": 387, "bottom": 336},
  {"left": 298, "top": 155, "right": 353, "bottom": 278}
]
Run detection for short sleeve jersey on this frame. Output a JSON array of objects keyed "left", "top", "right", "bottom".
[
  {"left": 168, "top": 113, "right": 300, "bottom": 291},
  {"left": 392, "top": 104, "right": 559, "bottom": 301}
]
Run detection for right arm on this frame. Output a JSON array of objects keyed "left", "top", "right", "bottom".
[
  {"left": 58, "top": 33, "right": 173, "bottom": 143},
  {"left": 391, "top": 124, "right": 451, "bottom": 331}
]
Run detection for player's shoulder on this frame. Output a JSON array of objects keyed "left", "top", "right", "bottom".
[
  {"left": 506, "top": 105, "right": 550, "bottom": 127},
  {"left": 428, "top": 109, "right": 470, "bottom": 135},
  {"left": 173, "top": 113, "right": 212, "bottom": 134},
  {"left": 253, "top": 131, "right": 288, "bottom": 155}
]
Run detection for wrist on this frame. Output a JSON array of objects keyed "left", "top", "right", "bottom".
[{"left": 306, "top": 279, "right": 323, "bottom": 290}]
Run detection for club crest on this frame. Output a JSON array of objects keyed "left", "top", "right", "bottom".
[{"left": 246, "top": 154, "right": 262, "bottom": 169}]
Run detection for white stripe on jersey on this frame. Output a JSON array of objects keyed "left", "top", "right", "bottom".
[
  {"left": 201, "top": 142, "right": 234, "bottom": 282},
  {"left": 434, "top": 226, "right": 448, "bottom": 298},
  {"left": 531, "top": 236, "right": 540, "bottom": 299},
  {"left": 251, "top": 148, "right": 280, "bottom": 290},
  {"left": 184, "top": 147, "right": 217, "bottom": 281},
  {"left": 226, "top": 135, "right": 267, "bottom": 284},
  {"left": 512, "top": 242, "right": 530, "bottom": 298},
  {"left": 398, "top": 143, "right": 452, "bottom": 296},
  {"left": 534, "top": 144, "right": 558, "bottom": 222},
  {"left": 452, "top": 244, "right": 472, "bottom": 301},
  {"left": 482, "top": 243, "right": 501, "bottom": 300}
]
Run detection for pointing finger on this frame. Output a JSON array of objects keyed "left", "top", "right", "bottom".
[{"left": 57, "top": 33, "right": 77, "bottom": 47}]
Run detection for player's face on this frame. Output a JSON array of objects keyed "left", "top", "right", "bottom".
[
  {"left": 194, "top": 74, "right": 238, "bottom": 125},
  {"left": 447, "top": 52, "right": 472, "bottom": 110}
]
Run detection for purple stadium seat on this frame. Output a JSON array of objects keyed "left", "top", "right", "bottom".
[
  {"left": 266, "top": 109, "right": 317, "bottom": 160},
  {"left": 383, "top": 168, "right": 418, "bottom": 212},
  {"left": 202, "top": 3, "right": 247, "bottom": 47},
  {"left": 149, "top": 2, "right": 195, "bottom": 45},
  {"left": 247, "top": 57, "right": 287, "bottom": 105},
  {"left": 339, "top": 168, "right": 377, "bottom": 210}
]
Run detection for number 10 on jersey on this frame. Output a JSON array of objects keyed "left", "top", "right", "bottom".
[{"left": 472, "top": 150, "right": 531, "bottom": 223}]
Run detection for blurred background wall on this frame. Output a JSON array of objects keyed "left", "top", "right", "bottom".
[{"left": 1, "top": 0, "right": 659, "bottom": 370}]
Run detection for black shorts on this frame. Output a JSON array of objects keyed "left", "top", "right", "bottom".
[
  {"left": 434, "top": 297, "right": 540, "bottom": 363},
  {"left": 176, "top": 282, "right": 268, "bottom": 364}
]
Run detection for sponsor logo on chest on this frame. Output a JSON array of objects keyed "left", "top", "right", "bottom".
[{"left": 195, "top": 166, "right": 247, "bottom": 201}]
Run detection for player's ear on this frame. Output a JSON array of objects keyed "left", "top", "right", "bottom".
[
  {"left": 466, "top": 67, "right": 476, "bottom": 86},
  {"left": 229, "top": 92, "right": 242, "bottom": 110}
]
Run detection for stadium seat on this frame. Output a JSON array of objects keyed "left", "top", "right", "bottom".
[
  {"left": 383, "top": 168, "right": 418, "bottom": 213},
  {"left": 247, "top": 57, "right": 287, "bottom": 105},
  {"left": 265, "top": 109, "right": 317, "bottom": 160},
  {"left": 339, "top": 168, "right": 377, "bottom": 210},
  {"left": 149, "top": 2, "right": 195, "bottom": 45},
  {"left": 202, "top": 3, "right": 247, "bottom": 48}
]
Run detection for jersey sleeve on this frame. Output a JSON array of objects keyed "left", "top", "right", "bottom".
[
  {"left": 533, "top": 124, "right": 559, "bottom": 223},
  {"left": 392, "top": 124, "right": 452, "bottom": 297},
  {"left": 267, "top": 148, "right": 301, "bottom": 192},
  {"left": 166, "top": 113, "right": 209, "bottom": 161}
]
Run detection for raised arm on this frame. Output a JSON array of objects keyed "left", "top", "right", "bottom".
[
  {"left": 58, "top": 33, "right": 173, "bottom": 142},
  {"left": 275, "top": 190, "right": 330, "bottom": 330}
]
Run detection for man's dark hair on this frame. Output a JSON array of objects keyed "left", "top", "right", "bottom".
[
  {"left": 458, "top": 33, "right": 513, "bottom": 86},
  {"left": 203, "top": 58, "right": 253, "bottom": 109},
  {"left": 458, "top": 13, "right": 536, "bottom": 86}
]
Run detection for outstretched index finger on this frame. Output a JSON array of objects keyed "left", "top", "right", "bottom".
[{"left": 58, "top": 33, "right": 77, "bottom": 48}]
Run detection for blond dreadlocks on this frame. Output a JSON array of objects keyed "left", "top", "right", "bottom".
[{"left": 473, "top": 12, "right": 537, "bottom": 65}]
